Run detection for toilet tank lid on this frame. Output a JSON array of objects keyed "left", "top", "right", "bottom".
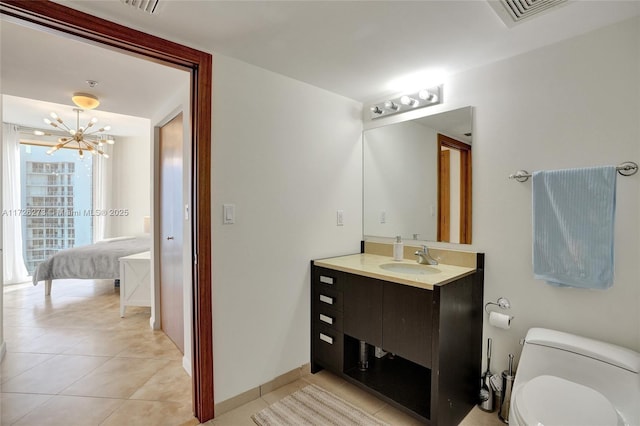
[{"left": 525, "top": 328, "right": 640, "bottom": 373}]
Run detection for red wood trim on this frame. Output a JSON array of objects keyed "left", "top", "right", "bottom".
[
  {"left": 439, "top": 133, "right": 471, "bottom": 152},
  {"left": 1, "top": 1, "right": 215, "bottom": 422}
]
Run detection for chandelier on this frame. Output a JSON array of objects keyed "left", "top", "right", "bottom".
[{"left": 40, "top": 92, "right": 114, "bottom": 159}]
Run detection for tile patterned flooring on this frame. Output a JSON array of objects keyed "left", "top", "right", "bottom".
[{"left": 2, "top": 280, "right": 504, "bottom": 425}]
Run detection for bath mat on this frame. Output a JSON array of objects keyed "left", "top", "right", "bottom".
[{"left": 252, "top": 384, "right": 390, "bottom": 426}]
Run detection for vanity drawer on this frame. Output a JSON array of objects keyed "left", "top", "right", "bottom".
[
  {"left": 313, "top": 286, "right": 343, "bottom": 312},
  {"left": 315, "top": 304, "right": 343, "bottom": 331},
  {"left": 313, "top": 323, "right": 343, "bottom": 371},
  {"left": 313, "top": 267, "right": 343, "bottom": 292}
]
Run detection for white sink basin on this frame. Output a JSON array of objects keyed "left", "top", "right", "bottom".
[{"left": 379, "top": 263, "right": 440, "bottom": 275}]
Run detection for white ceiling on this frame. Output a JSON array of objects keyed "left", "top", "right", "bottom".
[
  {"left": 1, "top": 18, "right": 187, "bottom": 136},
  {"left": 2, "top": 1, "right": 639, "bottom": 136}
]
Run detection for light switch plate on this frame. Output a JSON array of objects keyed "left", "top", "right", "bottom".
[
  {"left": 223, "top": 204, "right": 235, "bottom": 224},
  {"left": 336, "top": 209, "right": 344, "bottom": 226}
]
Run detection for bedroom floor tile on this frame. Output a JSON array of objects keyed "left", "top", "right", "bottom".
[
  {"left": 0, "top": 352, "right": 54, "bottom": 384},
  {"left": 6, "top": 328, "right": 93, "bottom": 354},
  {"left": 99, "top": 399, "right": 199, "bottom": 426},
  {"left": 1, "top": 354, "right": 109, "bottom": 394},
  {"left": 11, "top": 395, "right": 124, "bottom": 426},
  {"left": 0, "top": 392, "right": 52, "bottom": 425},
  {"left": 62, "top": 330, "right": 143, "bottom": 357},
  {"left": 130, "top": 360, "right": 193, "bottom": 404},
  {"left": 61, "top": 357, "right": 170, "bottom": 399},
  {"left": 3, "top": 280, "right": 196, "bottom": 425}
]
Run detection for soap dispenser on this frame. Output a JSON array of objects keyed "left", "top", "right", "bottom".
[{"left": 393, "top": 235, "right": 404, "bottom": 261}]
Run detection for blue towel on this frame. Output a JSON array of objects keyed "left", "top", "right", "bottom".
[{"left": 532, "top": 166, "right": 616, "bottom": 289}]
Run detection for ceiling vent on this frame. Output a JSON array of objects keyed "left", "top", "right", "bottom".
[
  {"left": 488, "top": 0, "right": 568, "bottom": 27},
  {"left": 120, "top": 0, "right": 160, "bottom": 14}
]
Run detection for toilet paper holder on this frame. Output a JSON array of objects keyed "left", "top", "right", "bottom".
[{"left": 485, "top": 297, "right": 512, "bottom": 315}]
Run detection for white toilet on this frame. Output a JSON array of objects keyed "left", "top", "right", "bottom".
[{"left": 509, "top": 327, "right": 640, "bottom": 426}]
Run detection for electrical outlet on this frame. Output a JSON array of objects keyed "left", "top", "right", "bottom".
[
  {"left": 380, "top": 211, "right": 386, "bottom": 223},
  {"left": 337, "top": 210, "right": 344, "bottom": 226}
]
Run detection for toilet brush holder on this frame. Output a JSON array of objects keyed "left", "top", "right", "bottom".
[
  {"left": 499, "top": 354, "right": 515, "bottom": 424},
  {"left": 499, "top": 371, "right": 514, "bottom": 423},
  {"left": 358, "top": 340, "right": 369, "bottom": 371}
]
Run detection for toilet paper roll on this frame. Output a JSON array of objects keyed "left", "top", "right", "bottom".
[{"left": 489, "top": 311, "right": 512, "bottom": 329}]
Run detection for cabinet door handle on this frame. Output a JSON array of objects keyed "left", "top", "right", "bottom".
[
  {"left": 319, "top": 314, "right": 334, "bottom": 325},
  {"left": 319, "top": 333, "right": 334, "bottom": 345},
  {"left": 319, "top": 294, "right": 333, "bottom": 305},
  {"left": 319, "top": 275, "right": 334, "bottom": 285}
]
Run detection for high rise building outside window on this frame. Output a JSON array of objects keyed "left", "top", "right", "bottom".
[{"left": 20, "top": 144, "right": 93, "bottom": 274}]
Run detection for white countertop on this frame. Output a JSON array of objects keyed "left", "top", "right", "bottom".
[{"left": 314, "top": 253, "right": 476, "bottom": 290}]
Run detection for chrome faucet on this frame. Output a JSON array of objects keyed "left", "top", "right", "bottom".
[{"left": 415, "top": 245, "right": 438, "bottom": 265}]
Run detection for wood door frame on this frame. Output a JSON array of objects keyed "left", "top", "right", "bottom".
[
  {"left": 437, "top": 134, "right": 472, "bottom": 244},
  {"left": 0, "top": 1, "right": 214, "bottom": 421}
]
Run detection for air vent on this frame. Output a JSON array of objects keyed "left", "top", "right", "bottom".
[
  {"left": 120, "top": 0, "right": 160, "bottom": 14},
  {"left": 488, "top": 0, "right": 568, "bottom": 27}
]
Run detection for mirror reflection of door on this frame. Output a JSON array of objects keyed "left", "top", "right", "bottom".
[{"left": 437, "top": 134, "right": 472, "bottom": 244}]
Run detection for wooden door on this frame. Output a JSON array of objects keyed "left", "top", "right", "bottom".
[{"left": 159, "top": 112, "right": 184, "bottom": 353}]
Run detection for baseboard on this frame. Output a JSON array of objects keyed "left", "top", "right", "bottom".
[
  {"left": 182, "top": 354, "right": 192, "bottom": 377},
  {"left": 0, "top": 340, "right": 6, "bottom": 362},
  {"left": 214, "top": 363, "right": 311, "bottom": 417}
]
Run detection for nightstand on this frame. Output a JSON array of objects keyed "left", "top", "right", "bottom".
[{"left": 119, "top": 251, "right": 151, "bottom": 317}]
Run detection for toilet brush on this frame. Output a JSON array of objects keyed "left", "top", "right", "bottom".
[{"left": 479, "top": 338, "right": 495, "bottom": 411}]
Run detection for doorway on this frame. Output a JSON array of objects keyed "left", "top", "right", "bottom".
[
  {"left": 437, "top": 133, "right": 472, "bottom": 244},
  {"left": 0, "top": 2, "right": 214, "bottom": 422}
]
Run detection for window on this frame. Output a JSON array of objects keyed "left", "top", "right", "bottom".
[{"left": 20, "top": 144, "right": 94, "bottom": 273}]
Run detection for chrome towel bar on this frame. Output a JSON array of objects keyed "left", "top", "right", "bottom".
[{"left": 509, "top": 161, "right": 638, "bottom": 182}]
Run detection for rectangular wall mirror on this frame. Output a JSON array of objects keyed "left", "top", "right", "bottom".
[{"left": 363, "top": 106, "right": 473, "bottom": 244}]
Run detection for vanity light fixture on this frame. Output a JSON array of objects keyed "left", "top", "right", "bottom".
[{"left": 370, "top": 85, "right": 443, "bottom": 119}]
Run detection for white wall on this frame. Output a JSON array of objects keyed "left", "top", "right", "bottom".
[
  {"left": 441, "top": 17, "right": 639, "bottom": 372},
  {"left": 211, "top": 54, "right": 363, "bottom": 402},
  {"left": 108, "top": 133, "right": 152, "bottom": 237},
  {"left": 447, "top": 147, "right": 461, "bottom": 244},
  {"left": 0, "top": 98, "right": 4, "bottom": 361}
]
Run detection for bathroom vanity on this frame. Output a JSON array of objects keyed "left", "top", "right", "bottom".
[{"left": 310, "top": 247, "right": 484, "bottom": 426}]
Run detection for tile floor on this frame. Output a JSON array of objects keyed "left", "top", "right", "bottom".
[{"left": 2, "top": 280, "right": 504, "bottom": 426}]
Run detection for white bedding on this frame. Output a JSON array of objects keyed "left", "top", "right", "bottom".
[{"left": 32, "top": 236, "right": 151, "bottom": 285}]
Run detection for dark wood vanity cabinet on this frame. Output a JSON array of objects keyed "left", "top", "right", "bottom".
[
  {"left": 343, "top": 274, "right": 383, "bottom": 347},
  {"left": 383, "top": 282, "right": 433, "bottom": 369},
  {"left": 311, "top": 255, "right": 484, "bottom": 426}
]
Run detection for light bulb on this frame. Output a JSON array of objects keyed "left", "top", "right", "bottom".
[
  {"left": 103, "top": 125, "right": 111, "bottom": 131},
  {"left": 103, "top": 153, "right": 110, "bottom": 159},
  {"left": 384, "top": 101, "right": 399, "bottom": 111},
  {"left": 106, "top": 139, "right": 115, "bottom": 145},
  {"left": 70, "top": 129, "right": 76, "bottom": 136},
  {"left": 418, "top": 90, "right": 438, "bottom": 103},
  {"left": 34, "top": 130, "right": 45, "bottom": 136},
  {"left": 44, "top": 118, "right": 52, "bottom": 125},
  {"left": 90, "top": 117, "right": 98, "bottom": 124},
  {"left": 50, "top": 112, "right": 58, "bottom": 119},
  {"left": 370, "top": 106, "right": 383, "bottom": 115},
  {"left": 400, "top": 96, "right": 418, "bottom": 107},
  {"left": 78, "top": 150, "right": 84, "bottom": 159}
]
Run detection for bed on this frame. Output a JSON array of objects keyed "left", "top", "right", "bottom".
[{"left": 32, "top": 235, "right": 151, "bottom": 295}]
